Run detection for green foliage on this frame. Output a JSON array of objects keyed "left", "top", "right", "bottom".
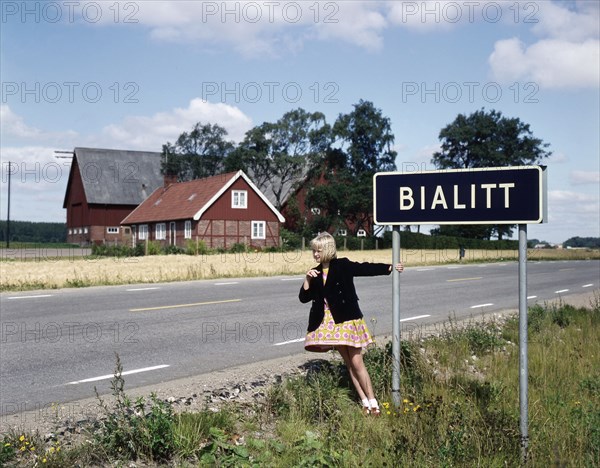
[
  {"left": 185, "top": 238, "right": 208, "bottom": 255},
  {"left": 0, "top": 220, "right": 67, "bottom": 244},
  {"left": 93, "top": 354, "right": 175, "bottom": 463},
  {"left": 229, "top": 242, "right": 247, "bottom": 253},
  {"left": 563, "top": 236, "right": 600, "bottom": 248},
  {"left": 91, "top": 243, "right": 142, "bottom": 257},
  {"left": 162, "top": 244, "right": 184, "bottom": 255},
  {"left": 161, "top": 122, "right": 235, "bottom": 181},
  {"left": 390, "top": 229, "right": 519, "bottom": 250},
  {"left": 173, "top": 410, "right": 235, "bottom": 459}
]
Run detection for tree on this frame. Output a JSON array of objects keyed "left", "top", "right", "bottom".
[
  {"left": 431, "top": 108, "right": 551, "bottom": 240},
  {"left": 305, "top": 100, "right": 398, "bottom": 235},
  {"left": 225, "top": 108, "right": 331, "bottom": 211},
  {"left": 161, "top": 122, "right": 235, "bottom": 181}
]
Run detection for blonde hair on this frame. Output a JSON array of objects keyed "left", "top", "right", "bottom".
[{"left": 310, "top": 232, "right": 337, "bottom": 263}]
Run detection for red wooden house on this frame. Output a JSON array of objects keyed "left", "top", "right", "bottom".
[
  {"left": 63, "top": 147, "right": 163, "bottom": 245},
  {"left": 121, "top": 170, "right": 285, "bottom": 249}
]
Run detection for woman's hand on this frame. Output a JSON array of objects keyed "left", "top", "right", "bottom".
[
  {"left": 389, "top": 262, "right": 404, "bottom": 273},
  {"left": 303, "top": 269, "right": 320, "bottom": 290}
]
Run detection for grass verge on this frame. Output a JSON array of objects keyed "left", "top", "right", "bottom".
[{"left": 1, "top": 298, "right": 599, "bottom": 466}]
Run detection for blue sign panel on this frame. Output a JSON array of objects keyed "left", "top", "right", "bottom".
[{"left": 374, "top": 166, "right": 547, "bottom": 225}]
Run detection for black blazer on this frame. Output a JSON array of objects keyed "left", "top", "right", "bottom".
[{"left": 299, "top": 257, "right": 392, "bottom": 332}]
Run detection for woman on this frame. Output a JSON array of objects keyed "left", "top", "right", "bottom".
[{"left": 299, "top": 232, "right": 403, "bottom": 415}]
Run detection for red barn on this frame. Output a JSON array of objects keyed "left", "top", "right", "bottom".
[
  {"left": 63, "top": 147, "right": 163, "bottom": 245},
  {"left": 121, "top": 170, "right": 285, "bottom": 249}
]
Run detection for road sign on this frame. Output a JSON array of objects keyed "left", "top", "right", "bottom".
[{"left": 374, "top": 166, "right": 547, "bottom": 225}]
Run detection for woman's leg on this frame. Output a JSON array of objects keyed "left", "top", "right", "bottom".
[
  {"left": 336, "top": 346, "right": 368, "bottom": 402},
  {"left": 344, "top": 346, "right": 376, "bottom": 401}
]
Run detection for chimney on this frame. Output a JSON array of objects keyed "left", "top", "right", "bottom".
[{"left": 164, "top": 173, "right": 178, "bottom": 188}]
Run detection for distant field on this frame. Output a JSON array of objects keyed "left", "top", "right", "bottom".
[{"left": 0, "top": 248, "right": 598, "bottom": 292}]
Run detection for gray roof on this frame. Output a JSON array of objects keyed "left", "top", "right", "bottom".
[{"left": 66, "top": 147, "right": 163, "bottom": 206}]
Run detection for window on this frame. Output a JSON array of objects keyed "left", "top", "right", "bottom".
[
  {"left": 138, "top": 224, "right": 148, "bottom": 240},
  {"left": 83, "top": 227, "right": 88, "bottom": 234},
  {"left": 156, "top": 223, "right": 166, "bottom": 240},
  {"left": 357, "top": 229, "right": 367, "bottom": 237},
  {"left": 232, "top": 190, "right": 247, "bottom": 209},
  {"left": 68, "top": 229, "right": 72, "bottom": 235},
  {"left": 184, "top": 220, "right": 192, "bottom": 239},
  {"left": 311, "top": 207, "right": 321, "bottom": 215},
  {"left": 251, "top": 221, "right": 265, "bottom": 239},
  {"left": 107, "top": 227, "right": 119, "bottom": 234},
  {"left": 338, "top": 229, "right": 347, "bottom": 237}
]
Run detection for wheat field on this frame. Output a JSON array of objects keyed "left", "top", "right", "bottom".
[{"left": 0, "top": 248, "right": 597, "bottom": 291}]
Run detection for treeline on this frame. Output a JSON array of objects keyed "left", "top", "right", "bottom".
[
  {"left": 0, "top": 221, "right": 66, "bottom": 244},
  {"left": 563, "top": 236, "right": 600, "bottom": 248}
]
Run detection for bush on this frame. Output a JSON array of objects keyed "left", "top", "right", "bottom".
[{"left": 94, "top": 355, "right": 175, "bottom": 463}]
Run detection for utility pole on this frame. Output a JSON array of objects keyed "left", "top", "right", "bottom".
[{"left": 6, "top": 161, "right": 11, "bottom": 248}]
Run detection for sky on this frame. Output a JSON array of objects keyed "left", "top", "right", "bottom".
[{"left": 1, "top": 0, "right": 599, "bottom": 244}]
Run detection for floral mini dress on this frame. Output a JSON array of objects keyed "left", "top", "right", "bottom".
[{"left": 304, "top": 268, "right": 374, "bottom": 353}]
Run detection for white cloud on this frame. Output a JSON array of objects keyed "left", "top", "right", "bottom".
[
  {"left": 100, "top": 98, "right": 253, "bottom": 150},
  {"left": 570, "top": 170, "right": 600, "bottom": 185},
  {"left": 489, "top": 37, "right": 599, "bottom": 88},
  {"left": 1, "top": 105, "right": 79, "bottom": 144},
  {"left": 489, "top": 1, "right": 599, "bottom": 89}
]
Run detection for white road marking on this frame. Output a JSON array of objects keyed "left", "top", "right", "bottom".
[
  {"left": 555, "top": 289, "right": 569, "bottom": 294},
  {"left": 281, "top": 277, "right": 303, "bottom": 281},
  {"left": 416, "top": 268, "right": 434, "bottom": 272},
  {"left": 401, "top": 314, "right": 431, "bottom": 321},
  {"left": 447, "top": 266, "right": 462, "bottom": 269},
  {"left": 582, "top": 284, "right": 594, "bottom": 288},
  {"left": 470, "top": 303, "right": 494, "bottom": 309},
  {"left": 273, "top": 338, "right": 305, "bottom": 346},
  {"left": 66, "top": 365, "right": 170, "bottom": 385},
  {"left": 127, "top": 287, "right": 159, "bottom": 292},
  {"left": 527, "top": 295, "right": 537, "bottom": 300},
  {"left": 215, "top": 282, "right": 239, "bottom": 286},
  {"left": 7, "top": 295, "right": 53, "bottom": 300}
]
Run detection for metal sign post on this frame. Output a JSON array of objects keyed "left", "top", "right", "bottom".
[
  {"left": 391, "top": 225, "right": 401, "bottom": 407},
  {"left": 518, "top": 224, "right": 529, "bottom": 462}
]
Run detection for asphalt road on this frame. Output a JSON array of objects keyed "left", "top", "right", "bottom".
[{"left": 1, "top": 259, "right": 598, "bottom": 416}]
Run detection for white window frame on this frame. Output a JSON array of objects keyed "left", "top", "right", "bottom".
[
  {"left": 156, "top": 223, "right": 166, "bottom": 240},
  {"left": 68, "top": 229, "right": 72, "bottom": 235},
  {"left": 107, "top": 227, "right": 119, "bottom": 234},
  {"left": 184, "top": 220, "right": 192, "bottom": 239},
  {"left": 357, "top": 229, "right": 367, "bottom": 237},
  {"left": 338, "top": 229, "right": 347, "bottom": 237},
  {"left": 83, "top": 227, "right": 88, "bottom": 234},
  {"left": 232, "top": 190, "right": 247, "bottom": 209},
  {"left": 138, "top": 224, "right": 148, "bottom": 240},
  {"left": 251, "top": 221, "right": 266, "bottom": 240}
]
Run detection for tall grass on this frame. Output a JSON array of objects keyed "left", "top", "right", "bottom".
[
  {"left": 1, "top": 300, "right": 598, "bottom": 466},
  {"left": 1, "top": 248, "right": 598, "bottom": 291}
]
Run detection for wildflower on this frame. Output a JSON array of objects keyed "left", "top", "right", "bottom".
[
  {"left": 42, "top": 458, "right": 47, "bottom": 463},
  {"left": 382, "top": 402, "right": 390, "bottom": 409},
  {"left": 386, "top": 411, "right": 391, "bottom": 415},
  {"left": 413, "top": 405, "right": 421, "bottom": 412},
  {"left": 403, "top": 399, "right": 409, "bottom": 404},
  {"left": 19, "top": 435, "right": 25, "bottom": 442},
  {"left": 49, "top": 447, "right": 55, "bottom": 453}
]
